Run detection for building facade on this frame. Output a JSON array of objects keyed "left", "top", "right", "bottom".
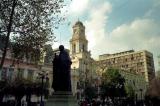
[
  {"left": 120, "top": 70, "right": 147, "bottom": 100},
  {"left": 69, "top": 21, "right": 96, "bottom": 97},
  {"left": 0, "top": 49, "right": 38, "bottom": 81},
  {"left": 0, "top": 21, "right": 156, "bottom": 100},
  {"left": 0, "top": 40, "right": 51, "bottom": 86},
  {"left": 98, "top": 50, "right": 155, "bottom": 83},
  {"left": 68, "top": 21, "right": 155, "bottom": 99}
]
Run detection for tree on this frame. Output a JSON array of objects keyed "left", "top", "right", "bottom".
[
  {"left": 101, "top": 68, "right": 126, "bottom": 98},
  {"left": 146, "top": 77, "right": 160, "bottom": 98},
  {"left": 0, "top": 35, "right": 6, "bottom": 50},
  {"left": 0, "top": 0, "right": 66, "bottom": 69},
  {"left": 0, "top": 79, "right": 26, "bottom": 106},
  {"left": 125, "top": 84, "right": 135, "bottom": 99},
  {"left": 44, "top": 44, "right": 54, "bottom": 64},
  {"left": 13, "top": 80, "right": 26, "bottom": 106},
  {"left": 145, "top": 77, "right": 160, "bottom": 105},
  {"left": 95, "top": 60, "right": 108, "bottom": 76},
  {"left": 0, "top": 80, "right": 9, "bottom": 105},
  {"left": 0, "top": 78, "right": 49, "bottom": 106},
  {"left": 84, "top": 82, "right": 96, "bottom": 100}
]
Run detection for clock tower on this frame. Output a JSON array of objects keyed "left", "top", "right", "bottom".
[
  {"left": 70, "top": 21, "right": 88, "bottom": 54},
  {"left": 70, "top": 21, "right": 94, "bottom": 98}
]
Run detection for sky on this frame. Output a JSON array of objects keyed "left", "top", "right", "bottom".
[{"left": 52, "top": 0, "right": 160, "bottom": 71}]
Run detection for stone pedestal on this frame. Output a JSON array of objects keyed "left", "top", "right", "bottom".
[{"left": 46, "top": 92, "right": 78, "bottom": 106}]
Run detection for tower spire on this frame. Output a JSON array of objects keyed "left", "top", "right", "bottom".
[{"left": 70, "top": 21, "right": 88, "bottom": 54}]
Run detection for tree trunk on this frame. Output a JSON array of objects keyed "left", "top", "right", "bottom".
[
  {"left": 26, "top": 94, "right": 31, "bottom": 106},
  {"left": 0, "top": 0, "right": 17, "bottom": 70},
  {"left": 16, "top": 97, "right": 22, "bottom": 106},
  {"left": 0, "top": 94, "right": 4, "bottom": 105}
]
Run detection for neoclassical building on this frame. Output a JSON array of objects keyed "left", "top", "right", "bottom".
[
  {"left": 97, "top": 50, "right": 155, "bottom": 83},
  {"left": 96, "top": 50, "right": 155, "bottom": 100},
  {"left": 1, "top": 21, "right": 155, "bottom": 100},
  {"left": 70, "top": 21, "right": 94, "bottom": 94},
  {"left": 69, "top": 21, "right": 96, "bottom": 96},
  {"left": 68, "top": 21, "right": 155, "bottom": 100},
  {"left": 120, "top": 70, "right": 147, "bottom": 100},
  {"left": 51, "top": 21, "right": 97, "bottom": 97}
]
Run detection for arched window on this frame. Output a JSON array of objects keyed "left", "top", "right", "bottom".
[
  {"left": 82, "top": 44, "right": 85, "bottom": 51},
  {"left": 73, "top": 44, "right": 76, "bottom": 53}
]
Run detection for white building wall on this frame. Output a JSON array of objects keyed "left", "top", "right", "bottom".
[{"left": 23, "top": 69, "right": 28, "bottom": 79}]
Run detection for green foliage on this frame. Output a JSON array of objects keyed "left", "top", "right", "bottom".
[
  {"left": 0, "top": 0, "right": 67, "bottom": 68},
  {"left": 101, "top": 68, "right": 126, "bottom": 97},
  {"left": 0, "top": 78, "right": 49, "bottom": 104},
  {"left": 84, "top": 83, "right": 97, "bottom": 99},
  {"left": 0, "top": 0, "right": 65, "bottom": 36},
  {"left": 11, "top": 42, "right": 46, "bottom": 65},
  {"left": 44, "top": 44, "right": 54, "bottom": 64},
  {"left": 125, "top": 84, "right": 135, "bottom": 98},
  {"left": 102, "top": 68, "right": 125, "bottom": 86}
]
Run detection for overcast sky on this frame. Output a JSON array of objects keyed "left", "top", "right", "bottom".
[{"left": 52, "top": 0, "right": 160, "bottom": 71}]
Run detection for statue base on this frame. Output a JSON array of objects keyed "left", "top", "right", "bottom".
[{"left": 46, "top": 91, "right": 78, "bottom": 106}]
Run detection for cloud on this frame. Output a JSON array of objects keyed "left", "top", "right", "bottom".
[
  {"left": 88, "top": 18, "right": 160, "bottom": 70},
  {"left": 153, "top": 0, "right": 160, "bottom": 7},
  {"left": 109, "top": 19, "right": 160, "bottom": 52},
  {"left": 69, "top": 0, "right": 90, "bottom": 15},
  {"left": 84, "top": 1, "right": 112, "bottom": 51},
  {"left": 145, "top": 0, "right": 160, "bottom": 19}
]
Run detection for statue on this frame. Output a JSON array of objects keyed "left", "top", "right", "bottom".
[
  {"left": 52, "top": 53, "right": 59, "bottom": 91},
  {"left": 52, "top": 45, "right": 72, "bottom": 92}
]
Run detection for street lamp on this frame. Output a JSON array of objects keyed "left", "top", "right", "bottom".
[
  {"left": 73, "top": 67, "right": 76, "bottom": 95},
  {"left": 139, "top": 88, "right": 143, "bottom": 100},
  {"left": 37, "top": 71, "right": 48, "bottom": 106},
  {"left": 139, "top": 88, "right": 143, "bottom": 105}
]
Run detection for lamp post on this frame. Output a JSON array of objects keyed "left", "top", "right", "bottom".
[
  {"left": 139, "top": 89, "right": 143, "bottom": 100},
  {"left": 139, "top": 88, "right": 143, "bottom": 105},
  {"left": 83, "top": 62, "right": 88, "bottom": 99},
  {"left": 37, "top": 71, "right": 48, "bottom": 106},
  {"left": 73, "top": 67, "right": 76, "bottom": 96}
]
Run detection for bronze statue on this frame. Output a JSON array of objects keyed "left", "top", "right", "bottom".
[{"left": 52, "top": 45, "right": 72, "bottom": 92}]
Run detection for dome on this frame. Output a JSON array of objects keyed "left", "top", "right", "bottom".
[{"left": 75, "top": 21, "right": 83, "bottom": 26}]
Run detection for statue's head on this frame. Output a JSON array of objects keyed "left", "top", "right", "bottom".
[{"left": 59, "top": 45, "right": 64, "bottom": 51}]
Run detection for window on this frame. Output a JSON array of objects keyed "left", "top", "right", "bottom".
[
  {"left": 17, "top": 68, "right": 24, "bottom": 79},
  {"left": 8, "top": 68, "right": 14, "bottom": 80},
  {"left": 133, "top": 80, "right": 135, "bottom": 86},
  {"left": 73, "top": 29, "right": 76, "bottom": 34},
  {"left": 131, "top": 56, "right": 134, "bottom": 60},
  {"left": 126, "top": 64, "right": 128, "bottom": 68},
  {"left": 77, "top": 82, "right": 80, "bottom": 89},
  {"left": 73, "top": 44, "right": 76, "bottom": 53},
  {"left": 1, "top": 67, "right": 7, "bottom": 80},
  {"left": 27, "top": 70, "right": 34, "bottom": 81},
  {"left": 82, "top": 44, "right": 85, "bottom": 51}
]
